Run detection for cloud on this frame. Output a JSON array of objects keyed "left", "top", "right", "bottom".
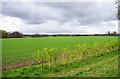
[
  {"left": 0, "top": 15, "right": 117, "bottom": 34},
  {"left": 0, "top": 15, "right": 25, "bottom": 32},
  {"left": 0, "top": 2, "right": 118, "bottom": 34},
  {"left": 2, "top": 2, "right": 64, "bottom": 24}
]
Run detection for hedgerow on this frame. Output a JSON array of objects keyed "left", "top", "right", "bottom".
[{"left": 34, "top": 38, "right": 118, "bottom": 70}]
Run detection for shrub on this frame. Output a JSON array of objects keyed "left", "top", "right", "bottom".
[{"left": 34, "top": 50, "right": 47, "bottom": 70}]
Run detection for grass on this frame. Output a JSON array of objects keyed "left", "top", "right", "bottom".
[
  {"left": 2, "top": 36, "right": 118, "bottom": 66},
  {"left": 2, "top": 51, "right": 118, "bottom": 77}
]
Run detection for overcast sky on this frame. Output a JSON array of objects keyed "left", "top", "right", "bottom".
[{"left": 0, "top": 2, "right": 118, "bottom": 34}]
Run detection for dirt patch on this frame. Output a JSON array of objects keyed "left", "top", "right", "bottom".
[{"left": 1, "top": 61, "right": 40, "bottom": 71}]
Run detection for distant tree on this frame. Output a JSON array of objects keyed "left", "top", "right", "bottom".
[
  {"left": 107, "top": 31, "right": 117, "bottom": 36},
  {"left": 31, "top": 34, "right": 41, "bottom": 37},
  {"left": 31, "top": 34, "right": 49, "bottom": 37},
  {"left": 9, "top": 31, "right": 23, "bottom": 38},
  {"left": 107, "top": 31, "right": 111, "bottom": 36},
  {"left": 113, "top": 31, "right": 117, "bottom": 35},
  {"left": 0, "top": 30, "right": 8, "bottom": 38}
]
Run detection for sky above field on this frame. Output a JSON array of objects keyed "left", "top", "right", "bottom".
[{"left": 0, "top": 2, "right": 118, "bottom": 34}]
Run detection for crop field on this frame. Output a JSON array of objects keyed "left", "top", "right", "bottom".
[{"left": 2, "top": 36, "right": 119, "bottom": 77}]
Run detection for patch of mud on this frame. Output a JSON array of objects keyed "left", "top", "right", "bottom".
[{"left": 1, "top": 61, "right": 40, "bottom": 71}]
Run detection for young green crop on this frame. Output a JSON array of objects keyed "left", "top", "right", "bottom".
[{"left": 3, "top": 36, "right": 118, "bottom": 66}]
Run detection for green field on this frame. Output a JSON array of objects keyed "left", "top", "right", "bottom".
[
  {"left": 2, "top": 36, "right": 117, "bottom": 66},
  {"left": 2, "top": 36, "right": 118, "bottom": 77}
]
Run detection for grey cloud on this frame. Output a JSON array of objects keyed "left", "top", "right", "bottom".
[
  {"left": 2, "top": 2, "right": 63, "bottom": 24},
  {"left": 2, "top": 2, "right": 117, "bottom": 25},
  {"left": 1, "top": 2, "right": 118, "bottom": 34},
  {"left": 44, "top": 2, "right": 117, "bottom": 24}
]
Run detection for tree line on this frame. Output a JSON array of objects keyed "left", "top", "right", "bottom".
[
  {"left": 0, "top": 30, "right": 49, "bottom": 38},
  {"left": 0, "top": 30, "right": 118, "bottom": 38}
]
